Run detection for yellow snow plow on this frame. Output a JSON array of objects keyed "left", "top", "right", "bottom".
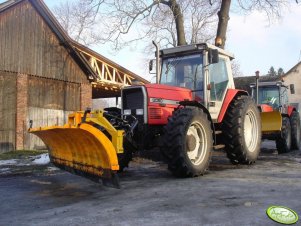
[
  {"left": 261, "top": 111, "right": 282, "bottom": 134},
  {"left": 29, "top": 109, "right": 129, "bottom": 188}
]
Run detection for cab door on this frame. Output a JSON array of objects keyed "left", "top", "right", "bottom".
[{"left": 208, "top": 56, "right": 233, "bottom": 121}]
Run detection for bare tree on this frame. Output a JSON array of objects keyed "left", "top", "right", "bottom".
[
  {"left": 231, "top": 60, "right": 243, "bottom": 77},
  {"left": 215, "top": 0, "right": 291, "bottom": 49},
  {"left": 53, "top": 0, "right": 103, "bottom": 46},
  {"left": 53, "top": 0, "right": 220, "bottom": 50},
  {"left": 53, "top": 0, "right": 295, "bottom": 51}
]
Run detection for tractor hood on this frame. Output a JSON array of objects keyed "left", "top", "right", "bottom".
[{"left": 144, "top": 84, "right": 193, "bottom": 104}]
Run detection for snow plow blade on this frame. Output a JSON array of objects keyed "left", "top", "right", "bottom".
[
  {"left": 261, "top": 111, "right": 282, "bottom": 134},
  {"left": 29, "top": 110, "right": 125, "bottom": 188}
]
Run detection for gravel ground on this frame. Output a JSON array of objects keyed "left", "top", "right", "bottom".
[{"left": 0, "top": 140, "right": 300, "bottom": 226}]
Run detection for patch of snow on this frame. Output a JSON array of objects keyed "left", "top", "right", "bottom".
[
  {"left": 47, "top": 166, "right": 59, "bottom": 171},
  {"left": 0, "top": 159, "right": 17, "bottom": 166},
  {"left": 32, "top": 154, "right": 50, "bottom": 165},
  {"left": 0, "top": 168, "right": 11, "bottom": 172},
  {"left": 30, "top": 179, "right": 52, "bottom": 185}
]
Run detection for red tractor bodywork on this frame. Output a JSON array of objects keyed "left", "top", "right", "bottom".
[
  {"left": 144, "top": 84, "right": 247, "bottom": 125},
  {"left": 259, "top": 104, "right": 274, "bottom": 113},
  {"left": 145, "top": 84, "right": 192, "bottom": 125},
  {"left": 217, "top": 89, "right": 248, "bottom": 123}
]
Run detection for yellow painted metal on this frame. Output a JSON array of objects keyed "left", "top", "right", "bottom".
[
  {"left": 29, "top": 110, "right": 125, "bottom": 178},
  {"left": 67, "top": 110, "right": 124, "bottom": 154},
  {"left": 85, "top": 110, "right": 124, "bottom": 154},
  {"left": 261, "top": 111, "right": 282, "bottom": 133}
]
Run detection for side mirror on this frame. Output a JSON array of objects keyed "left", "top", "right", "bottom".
[
  {"left": 149, "top": 60, "right": 154, "bottom": 72},
  {"left": 208, "top": 49, "right": 219, "bottom": 64},
  {"left": 290, "top": 84, "right": 295, "bottom": 94}
]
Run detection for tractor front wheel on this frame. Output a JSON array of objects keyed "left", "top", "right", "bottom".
[
  {"left": 222, "top": 95, "right": 261, "bottom": 164},
  {"left": 290, "top": 111, "right": 301, "bottom": 150},
  {"left": 163, "top": 108, "right": 213, "bottom": 177}
]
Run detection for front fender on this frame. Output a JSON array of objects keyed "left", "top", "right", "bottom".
[{"left": 217, "top": 89, "right": 248, "bottom": 123}]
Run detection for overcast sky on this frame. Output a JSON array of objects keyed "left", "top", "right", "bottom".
[{"left": 2, "top": 0, "right": 301, "bottom": 80}]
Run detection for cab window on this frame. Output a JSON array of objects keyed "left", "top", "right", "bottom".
[{"left": 209, "top": 58, "right": 229, "bottom": 101}]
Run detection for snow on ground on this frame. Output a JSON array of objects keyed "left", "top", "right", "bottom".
[
  {"left": 0, "top": 168, "right": 11, "bottom": 172},
  {"left": 0, "top": 159, "right": 17, "bottom": 166},
  {"left": 32, "top": 154, "right": 50, "bottom": 165}
]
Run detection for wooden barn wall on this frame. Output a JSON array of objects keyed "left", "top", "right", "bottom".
[
  {"left": 25, "top": 108, "right": 73, "bottom": 150},
  {"left": 0, "top": 0, "right": 88, "bottom": 84},
  {"left": 0, "top": 72, "right": 16, "bottom": 153},
  {"left": 24, "top": 76, "right": 80, "bottom": 150},
  {"left": 28, "top": 77, "right": 81, "bottom": 111},
  {"left": 0, "top": 1, "right": 93, "bottom": 151}
]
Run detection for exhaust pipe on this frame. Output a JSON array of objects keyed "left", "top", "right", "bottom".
[
  {"left": 255, "top": 71, "right": 260, "bottom": 105},
  {"left": 152, "top": 41, "right": 160, "bottom": 84}
]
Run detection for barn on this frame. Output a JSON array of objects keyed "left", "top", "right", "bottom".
[{"left": 0, "top": 0, "right": 148, "bottom": 152}]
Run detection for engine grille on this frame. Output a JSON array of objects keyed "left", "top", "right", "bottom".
[
  {"left": 122, "top": 88, "right": 144, "bottom": 109},
  {"left": 149, "top": 108, "right": 162, "bottom": 119},
  {"left": 122, "top": 87, "right": 146, "bottom": 124}
]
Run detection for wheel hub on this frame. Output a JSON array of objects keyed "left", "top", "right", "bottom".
[
  {"left": 244, "top": 110, "right": 258, "bottom": 153},
  {"left": 187, "top": 134, "right": 197, "bottom": 152},
  {"left": 186, "top": 122, "right": 207, "bottom": 165}
]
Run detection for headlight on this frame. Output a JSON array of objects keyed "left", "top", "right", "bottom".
[
  {"left": 136, "top": 109, "right": 143, "bottom": 115},
  {"left": 124, "top": 109, "right": 131, "bottom": 115}
]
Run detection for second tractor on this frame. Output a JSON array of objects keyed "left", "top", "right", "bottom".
[{"left": 251, "top": 78, "right": 300, "bottom": 153}]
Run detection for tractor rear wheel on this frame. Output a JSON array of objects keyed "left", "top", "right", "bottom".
[
  {"left": 276, "top": 117, "right": 292, "bottom": 154},
  {"left": 222, "top": 95, "right": 261, "bottom": 164},
  {"left": 290, "top": 111, "right": 301, "bottom": 150},
  {"left": 163, "top": 107, "right": 213, "bottom": 177}
]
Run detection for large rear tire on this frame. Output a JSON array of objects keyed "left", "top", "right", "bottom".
[
  {"left": 222, "top": 95, "right": 261, "bottom": 164},
  {"left": 276, "top": 117, "right": 292, "bottom": 154},
  {"left": 163, "top": 108, "right": 213, "bottom": 177},
  {"left": 290, "top": 111, "right": 301, "bottom": 150}
]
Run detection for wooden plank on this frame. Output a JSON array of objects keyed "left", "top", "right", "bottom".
[
  {"left": 26, "top": 107, "right": 73, "bottom": 150},
  {"left": 0, "top": 72, "right": 16, "bottom": 152}
]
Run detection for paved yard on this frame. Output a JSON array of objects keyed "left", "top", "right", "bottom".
[{"left": 0, "top": 141, "right": 300, "bottom": 226}]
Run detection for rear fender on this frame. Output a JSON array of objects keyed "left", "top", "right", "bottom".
[
  {"left": 287, "top": 106, "right": 295, "bottom": 117},
  {"left": 217, "top": 89, "right": 248, "bottom": 123}
]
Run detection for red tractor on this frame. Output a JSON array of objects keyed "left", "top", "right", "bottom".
[
  {"left": 251, "top": 80, "right": 300, "bottom": 153},
  {"left": 119, "top": 42, "right": 262, "bottom": 177}
]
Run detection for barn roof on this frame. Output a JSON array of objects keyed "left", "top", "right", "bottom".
[{"left": 0, "top": 0, "right": 149, "bottom": 97}]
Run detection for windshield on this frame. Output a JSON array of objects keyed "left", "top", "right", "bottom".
[
  {"left": 160, "top": 54, "right": 204, "bottom": 100},
  {"left": 253, "top": 86, "right": 280, "bottom": 108}
]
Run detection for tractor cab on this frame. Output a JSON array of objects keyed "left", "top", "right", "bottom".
[
  {"left": 251, "top": 81, "right": 289, "bottom": 113},
  {"left": 156, "top": 43, "right": 235, "bottom": 119},
  {"left": 160, "top": 53, "right": 204, "bottom": 101}
]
